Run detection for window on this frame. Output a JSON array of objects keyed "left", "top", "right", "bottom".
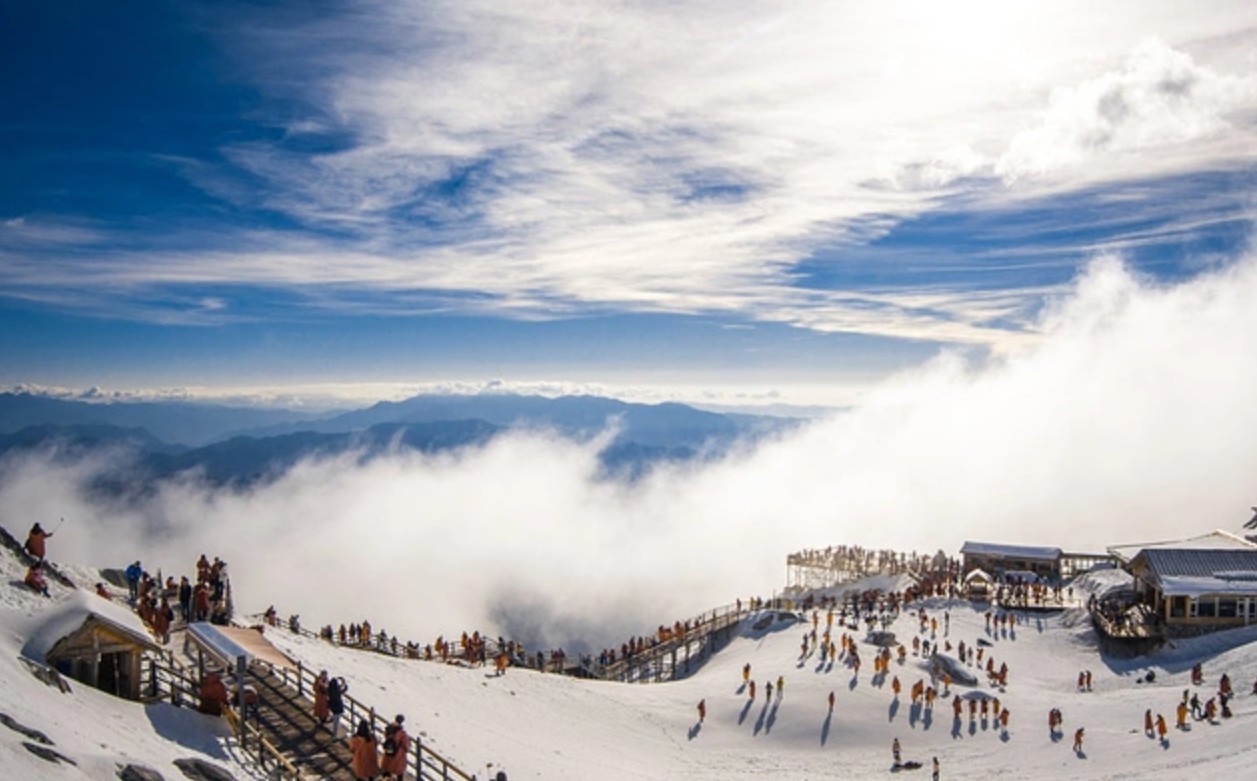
[
  {"left": 1196, "top": 599, "right": 1217, "bottom": 618},
  {"left": 1218, "top": 599, "right": 1238, "bottom": 618}
]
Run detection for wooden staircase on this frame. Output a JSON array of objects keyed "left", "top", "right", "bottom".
[{"left": 246, "top": 662, "right": 357, "bottom": 779}]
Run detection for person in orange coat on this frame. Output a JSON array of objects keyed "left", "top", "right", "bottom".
[
  {"left": 24, "top": 562, "right": 50, "bottom": 597},
  {"left": 152, "top": 598, "right": 173, "bottom": 644},
  {"left": 25, "top": 523, "right": 53, "bottom": 561},
  {"left": 697, "top": 699, "right": 706, "bottom": 723},
  {"left": 349, "top": 719, "right": 380, "bottom": 781},
  {"left": 313, "top": 670, "right": 331, "bottom": 724},
  {"left": 1155, "top": 713, "right": 1168, "bottom": 741},
  {"left": 198, "top": 672, "right": 229, "bottom": 716},
  {"left": 381, "top": 714, "right": 410, "bottom": 781}
]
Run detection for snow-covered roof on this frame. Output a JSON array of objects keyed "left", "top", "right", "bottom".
[
  {"left": 1107, "top": 529, "right": 1257, "bottom": 564},
  {"left": 184, "top": 623, "right": 296, "bottom": 671},
  {"left": 964, "top": 568, "right": 994, "bottom": 583},
  {"left": 960, "top": 541, "right": 1062, "bottom": 561},
  {"left": 1156, "top": 575, "right": 1257, "bottom": 598},
  {"left": 1136, "top": 548, "right": 1257, "bottom": 597},
  {"left": 21, "top": 589, "right": 158, "bottom": 662}
]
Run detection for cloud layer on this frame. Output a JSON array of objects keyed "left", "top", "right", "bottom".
[
  {"left": 3, "top": 249, "right": 1255, "bottom": 652},
  {"left": 4, "top": 3, "right": 1256, "bottom": 349}
]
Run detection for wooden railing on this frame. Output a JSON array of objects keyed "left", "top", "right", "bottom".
[
  {"left": 595, "top": 601, "right": 753, "bottom": 683},
  {"left": 253, "top": 600, "right": 764, "bottom": 685},
  {"left": 141, "top": 653, "right": 303, "bottom": 780},
  {"left": 262, "top": 658, "right": 474, "bottom": 781},
  {"left": 248, "top": 614, "right": 516, "bottom": 669},
  {"left": 1090, "top": 601, "right": 1166, "bottom": 640}
]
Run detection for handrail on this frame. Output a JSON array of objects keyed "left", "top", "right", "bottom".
[
  {"left": 597, "top": 601, "right": 754, "bottom": 682},
  {"left": 247, "top": 612, "right": 511, "bottom": 668},
  {"left": 248, "top": 598, "right": 766, "bottom": 686},
  {"left": 143, "top": 655, "right": 303, "bottom": 780},
  {"left": 1089, "top": 601, "right": 1165, "bottom": 640},
  {"left": 257, "top": 657, "right": 474, "bottom": 781},
  {"left": 230, "top": 704, "right": 302, "bottom": 779}
]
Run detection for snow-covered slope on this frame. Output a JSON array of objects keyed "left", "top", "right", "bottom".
[
  {"left": 4, "top": 542, "right": 1257, "bottom": 781},
  {"left": 263, "top": 596, "right": 1257, "bottom": 780},
  {"left": 0, "top": 546, "right": 247, "bottom": 780}
]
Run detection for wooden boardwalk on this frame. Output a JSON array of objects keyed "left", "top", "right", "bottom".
[{"left": 247, "top": 662, "right": 357, "bottom": 779}]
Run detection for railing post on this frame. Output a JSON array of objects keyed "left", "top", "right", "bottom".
[{"left": 296, "top": 662, "right": 303, "bottom": 695}]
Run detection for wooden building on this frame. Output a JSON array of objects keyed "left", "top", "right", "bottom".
[
  {"left": 22, "top": 590, "right": 160, "bottom": 700},
  {"left": 1128, "top": 547, "right": 1257, "bottom": 632},
  {"left": 963, "top": 568, "right": 994, "bottom": 600},
  {"left": 960, "top": 541, "right": 1063, "bottom": 581}
]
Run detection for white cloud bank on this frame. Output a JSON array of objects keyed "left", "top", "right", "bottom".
[
  {"left": 997, "top": 38, "right": 1257, "bottom": 182},
  {"left": 3, "top": 250, "right": 1257, "bottom": 652}
]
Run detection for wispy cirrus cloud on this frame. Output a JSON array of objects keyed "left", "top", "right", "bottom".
[{"left": 4, "top": 1, "right": 1257, "bottom": 348}]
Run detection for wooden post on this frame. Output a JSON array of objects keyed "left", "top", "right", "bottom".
[{"left": 296, "top": 662, "right": 303, "bottom": 695}]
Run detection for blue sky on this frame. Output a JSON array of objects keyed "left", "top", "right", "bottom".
[{"left": 2, "top": 1, "right": 1256, "bottom": 408}]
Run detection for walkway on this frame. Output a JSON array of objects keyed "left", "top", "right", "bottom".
[{"left": 246, "top": 662, "right": 356, "bottom": 779}]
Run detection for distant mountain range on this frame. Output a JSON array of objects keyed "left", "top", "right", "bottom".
[
  {"left": 0, "top": 392, "right": 801, "bottom": 487},
  {"left": 0, "top": 392, "right": 318, "bottom": 447}
]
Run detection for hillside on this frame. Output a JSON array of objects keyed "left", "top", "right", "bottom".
[{"left": 4, "top": 538, "right": 1257, "bottom": 780}]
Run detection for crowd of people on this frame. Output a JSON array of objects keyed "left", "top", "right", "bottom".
[
  {"left": 120, "top": 553, "right": 233, "bottom": 644},
  {"left": 13, "top": 520, "right": 1256, "bottom": 780},
  {"left": 787, "top": 545, "right": 942, "bottom": 582}
]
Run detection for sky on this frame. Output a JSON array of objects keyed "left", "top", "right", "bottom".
[{"left": 2, "top": 1, "right": 1256, "bottom": 408}]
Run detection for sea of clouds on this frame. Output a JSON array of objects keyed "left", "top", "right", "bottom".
[{"left": 3, "top": 253, "right": 1256, "bottom": 653}]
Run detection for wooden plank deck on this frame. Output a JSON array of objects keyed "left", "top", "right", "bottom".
[{"left": 247, "top": 662, "right": 357, "bottom": 779}]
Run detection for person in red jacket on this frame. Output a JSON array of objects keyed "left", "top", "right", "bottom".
[
  {"left": 381, "top": 714, "right": 410, "bottom": 780},
  {"left": 349, "top": 719, "right": 380, "bottom": 781}
]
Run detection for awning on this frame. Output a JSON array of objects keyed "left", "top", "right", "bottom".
[{"left": 186, "top": 623, "right": 296, "bottom": 671}]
